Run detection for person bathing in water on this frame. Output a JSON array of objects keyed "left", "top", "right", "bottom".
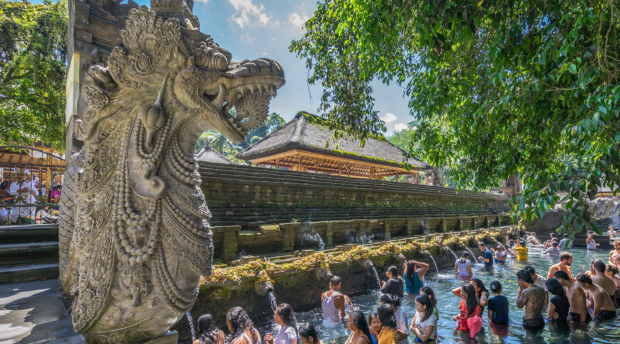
[
  {"left": 489, "top": 245, "right": 506, "bottom": 265},
  {"left": 380, "top": 295, "right": 408, "bottom": 344},
  {"left": 546, "top": 278, "right": 570, "bottom": 324},
  {"left": 513, "top": 240, "right": 529, "bottom": 261},
  {"left": 547, "top": 252, "right": 575, "bottom": 282},
  {"left": 452, "top": 284, "right": 482, "bottom": 333},
  {"left": 381, "top": 266, "right": 404, "bottom": 297},
  {"left": 403, "top": 260, "right": 429, "bottom": 294},
  {"left": 487, "top": 281, "right": 510, "bottom": 325},
  {"left": 586, "top": 230, "right": 600, "bottom": 250},
  {"left": 409, "top": 294, "right": 437, "bottom": 343},
  {"left": 477, "top": 242, "right": 494, "bottom": 270},
  {"left": 542, "top": 242, "right": 561, "bottom": 256},
  {"left": 609, "top": 240, "right": 620, "bottom": 265},
  {"left": 345, "top": 311, "right": 371, "bottom": 344},
  {"left": 322, "top": 276, "right": 346, "bottom": 327},
  {"left": 455, "top": 252, "right": 473, "bottom": 280},
  {"left": 452, "top": 278, "right": 489, "bottom": 311},
  {"left": 576, "top": 273, "right": 617, "bottom": 320},
  {"left": 590, "top": 260, "right": 617, "bottom": 305},
  {"left": 523, "top": 266, "right": 548, "bottom": 305},
  {"left": 515, "top": 269, "right": 546, "bottom": 333},
  {"left": 554, "top": 271, "right": 590, "bottom": 323}
]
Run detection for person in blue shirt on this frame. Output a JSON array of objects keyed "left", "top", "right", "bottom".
[
  {"left": 487, "top": 281, "right": 509, "bottom": 325},
  {"left": 477, "top": 242, "right": 494, "bottom": 270},
  {"left": 404, "top": 260, "right": 429, "bottom": 294}
]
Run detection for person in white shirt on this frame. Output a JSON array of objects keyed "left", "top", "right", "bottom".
[
  {"left": 410, "top": 294, "right": 437, "bottom": 343},
  {"left": 455, "top": 252, "right": 473, "bottom": 279},
  {"left": 264, "top": 304, "right": 298, "bottom": 344},
  {"left": 542, "top": 242, "right": 561, "bottom": 256},
  {"left": 8, "top": 170, "right": 36, "bottom": 224},
  {"left": 523, "top": 265, "right": 548, "bottom": 304},
  {"left": 381, "top": 294, "right": 408, "bottom": 344}
]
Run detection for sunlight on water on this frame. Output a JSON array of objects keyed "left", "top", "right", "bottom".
[{"left": 257, "top": 247, "right": 620, "bottom": 344}]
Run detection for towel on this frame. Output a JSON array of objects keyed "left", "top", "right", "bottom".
[{"left": 467, "top": 316, "right": 482, "bottom": 338}]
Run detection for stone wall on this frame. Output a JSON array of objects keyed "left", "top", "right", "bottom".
[{"left": 200, "top": 163, "right": 511, "bottom": 260}]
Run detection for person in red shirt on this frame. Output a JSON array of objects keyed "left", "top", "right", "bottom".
[{"left": 453, "top": 284, "right": 481, "bottom": 332}]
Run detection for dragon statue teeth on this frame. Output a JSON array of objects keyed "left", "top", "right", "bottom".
[{"left": 58, "top": 1, "right": 285, "bottom": 342}]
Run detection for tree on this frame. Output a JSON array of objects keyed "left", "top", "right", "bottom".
[
  {"left": 291, "top": 0, "right": 620, "bottom": 236},
  {"left": 239, "top": 112, "right": 286, "bottom": 149},
  {"left": 0, "top": 0, "right": 67, "bottom": 150}
]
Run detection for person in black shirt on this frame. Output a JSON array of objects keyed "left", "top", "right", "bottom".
[
  {"left": 487, "top": 281, "right": 509, "bottom": 325},
  {"left": 546, "top": 278, "right": 570, "bottom": 323},
  {"left": 381, "top": 266, "right": 404, "bottom": 296}
]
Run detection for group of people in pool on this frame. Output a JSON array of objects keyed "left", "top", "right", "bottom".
[{"left": 191, "top": 232, "right": 620, "bottom": 344}]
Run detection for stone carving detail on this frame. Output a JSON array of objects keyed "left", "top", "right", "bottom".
[{"left": 59, "top": 0, "right": 285, "bottom": 342}]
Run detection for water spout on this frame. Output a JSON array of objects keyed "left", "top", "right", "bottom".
[
  {"left": 395, "top": 253, "right": 406, "bottom": 264},
  {"left": 315, "top": 268, "right": 333, "bottom": 281},
  {"left": 186, "top": 311, "right": 196, "bottom": 342},
  {"left": 362, "top": 259, "right": 381, "bottom": 289},
  {"left": 444, "top": 246, "right": 458, "bottom": 260},
  {"left": 371, "top": 266, "right": 381, "bottom": 290},
  {"left": 255, "top": 273, "right": 275, "bottom": 297},
  {"left": 422, "top": 250, "right": 439, "bottom": 274},
  {"left": 267, "top": 290, "right": 278, "bottom": 313},
  {"left": 465, "top": 247, "right": 479, "bottom": 264}
]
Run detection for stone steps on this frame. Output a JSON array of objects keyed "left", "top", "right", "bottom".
[
  {"left": 0, "top": 224, "right": 60, "bottom": 284},
  {"left": 0, "top": 224, "right": 59, "bottom": 243},
  {"left": 0, "top": 263, "right": 59, "bottom": 285}
]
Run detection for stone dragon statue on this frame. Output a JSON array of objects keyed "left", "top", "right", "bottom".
[{"left": 58, "top": 0, "right": 284, "bottom": 342}]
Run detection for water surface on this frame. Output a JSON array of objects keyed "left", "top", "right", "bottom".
[{"left": 258, "top": 247, "right": 620, "bottom": 344}]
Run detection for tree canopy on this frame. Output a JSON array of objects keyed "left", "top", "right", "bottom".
[
  {"left": 291, "top": 0, "right": 620, "bottom": 235},
  {"left": 0, "top": 0, "right": 67, "bottom": 150},
  {"left": 195, "top": 112, "right": 286, "bottom": 163}
]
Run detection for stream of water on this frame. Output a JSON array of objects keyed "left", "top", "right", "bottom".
[
  {"left": 257, "top": 247, "right": 620, "bottom": 344},
  {"left": 465, "top": 247, "right": 479, "bottom": 264}
]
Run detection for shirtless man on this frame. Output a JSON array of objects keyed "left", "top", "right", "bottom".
[
  {"left": 555, "top": 270, "right": 590, "bottom": 323},
  {"left": 547, "top": 252, "right": 574, "bottom": 281},
  {"left": 321, "top": 276, "right": 346, "bottom": 327},
  {"left": 576, "top": 273, "right": 617, "bottom": 319},
  {"left": 515, "top": 269, "right": 546, "bottom": 333},
  {"left": 609, "top": 241, "right": 620, "bottom": 265},
  {"left": 591, "top": 260, "right": 616, "bottom": 304},
  {"left": 608, "top": 225, "right": 617, "bottom": 239}
]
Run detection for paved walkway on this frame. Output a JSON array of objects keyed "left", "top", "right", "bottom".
[{"left": 0, "top": 279, "right": 85, "bottom": 344}]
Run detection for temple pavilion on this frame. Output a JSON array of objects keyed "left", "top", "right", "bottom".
[{"left": 237, "top": 111, "right": 432, "bottom": 179}]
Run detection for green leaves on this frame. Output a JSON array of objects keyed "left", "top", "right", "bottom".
[
  {"left": 291, "top": 0, "right": 620, "bottom": 236},
  {"left": 0, "top": 0, "right": 67, "bottom": 151}
]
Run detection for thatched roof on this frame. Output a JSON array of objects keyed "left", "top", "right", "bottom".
[
  {"left": 195, "top": 147, "right": 236, "bottom": 165},
  {"left": 237, "top": 112, "right": 431, "bottom": 170}
]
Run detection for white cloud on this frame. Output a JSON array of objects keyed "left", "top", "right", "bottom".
[
  {"left": 394, "top": 123, "right": 408, "bottom": 132},
  {"left": 240, "top": 33, "right": 255, "bottom": 42},
  {"left": 195, "top": 0, "right": 208, "bottom": 3},
  {"left": 380, "top": 112, "right": 397, "bottom": 123},
  {"left": 228, "top": 0, "right": 271, "bottom": 28},
  {"left": 289, "top": 12, "right": 309, "bottom": 29}
]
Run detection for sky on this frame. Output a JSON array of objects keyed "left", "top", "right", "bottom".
[{"left": 79, "top": 0, "right": 413, "bottom": 135}]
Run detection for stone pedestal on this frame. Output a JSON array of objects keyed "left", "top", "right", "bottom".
[
  {"left": 325, "top": 222, "right": 333, "bottom": 247},
  {"left": 384, "top": 220, "right": 391, "bottom": 240}
]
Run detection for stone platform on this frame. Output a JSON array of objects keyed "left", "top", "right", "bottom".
[{"left": 0, "top": 279, "right": 85, "bottom": 343}]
